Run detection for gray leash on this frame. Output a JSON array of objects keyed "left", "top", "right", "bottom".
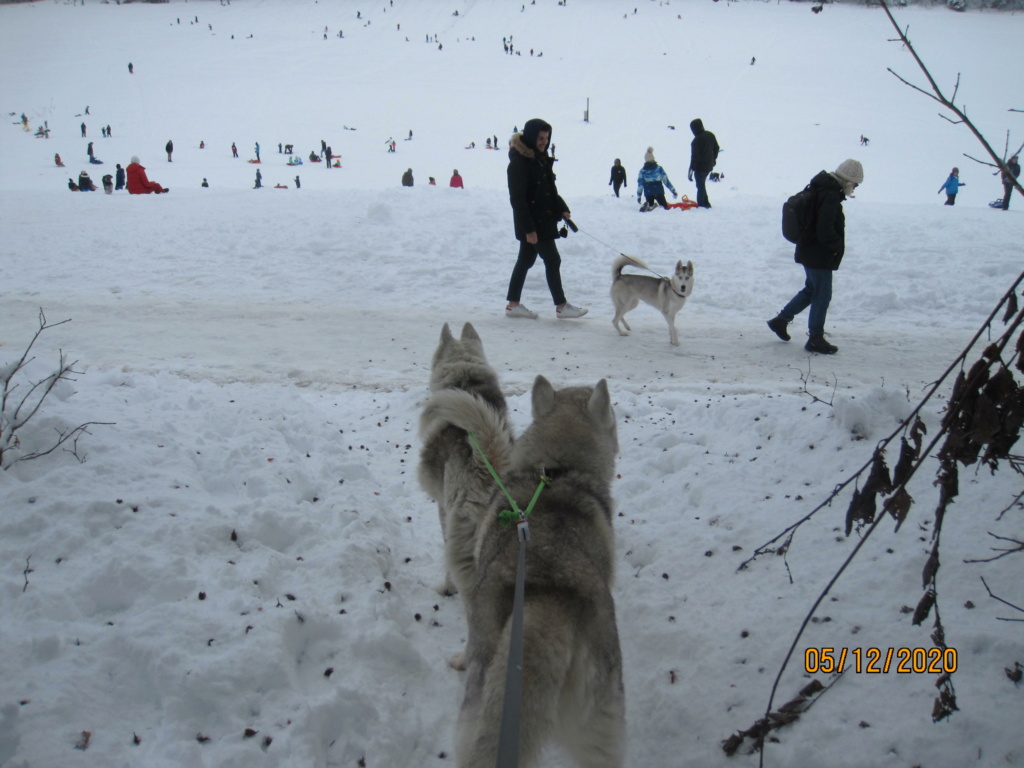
[
  {"left": 495, "top": 519, "right": 529, "bottom": 768},
  {"left": 573, "top": 224, "right": 669, "bottom": 281}
]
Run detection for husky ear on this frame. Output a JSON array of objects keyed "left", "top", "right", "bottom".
[
  {"left": 440, "top": 322, "right": 453, "bottom": 345},
  {"left": 686, "top": 260, "right": 694, "bottom": 275},
  {"left": 461, "top": 322, "right": 481, "bottom": 344},
  {"left": 588, "top": 379, "right": 615, "bottom": 432},
  {"left": 531, "top": 375, "right": 557, "bottom": 418},
  {"left": 675, "top": 260, "right": 684, "bottom": 273}
]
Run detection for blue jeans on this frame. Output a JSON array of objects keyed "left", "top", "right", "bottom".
[{"left": 780, "top": 267, "right": 832, "bottom": 337}]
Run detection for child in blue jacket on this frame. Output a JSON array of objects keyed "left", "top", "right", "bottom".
[
  {"left": 938, "top": 167, "right": 964, "bottom": 205},
  {"left": 637, "top": 147, "right": 677, "bottom": 211}
]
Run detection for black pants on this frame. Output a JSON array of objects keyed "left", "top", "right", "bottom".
[
  {"left": 506, "top": 239, "right": 565, "bottom": 306},
  {"left": 644, "top": 194, "right": 669, "bottom": 210},
  {"left": 1003, "top": 181, "right": 1015, "bottom": 210},
  {"left": 694, "top": 170, "right": 711, "bottom": 208},
  {"left": 945, "top": 194, "right": 956, "bottom": 206},
  {"left": 612, "top": 180, "right": 623, "bottom": 197}
]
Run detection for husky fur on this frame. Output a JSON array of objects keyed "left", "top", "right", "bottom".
[
  {"left": 418, "top": 322, "right": 513, "bottom": 664},
  {"left": 610, "top": 255, "right": 695, "bottom": 346},
  {"left": 456, "top": 375, "right": 625, "bottom": 768}
]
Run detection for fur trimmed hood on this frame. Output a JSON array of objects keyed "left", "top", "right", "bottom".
[{"left": 509, "top": 132, "right": 535, "bottom": 160}]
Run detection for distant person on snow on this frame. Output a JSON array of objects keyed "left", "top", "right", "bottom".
[
  {"left": 115, "top": 163, "right": 125, "bottom": 190},
  {"left": 254, "top": 168, "right": 263, "bottom": 188},
  {"left": 166, "top": 139, "right": 174, "bottom": 162},
  {"left": 1001, "top": 155, "right": 1020, "bottom": 211},
  {"left": 402, "top": 168, "right": 414, "bottom": 186},
  {"left": 688, "top": 118, "right": 719, "bottom": 208},
  {"left": 55, "top": 153, "right": 64, "bottom": 167},
  {"left": 636, "top": 147, "right": 677, "bottom": 211},
  {"left": 937, "top": 167, "right": 964, "bottom": 206},
  {"left": 609, "top": 158, "right": 626, "bottom": 197},
  {"left": 126, "top": 156, "right": 168, "bottom": 194},
  {"left": 766, "top": 159, "right": 864, "bottom": 355},
  {"left": 78, "top": 170, "right": 97, "bottom": 191},
  {"left": 68, "top": 177, "right": 80, "bottom": 191},
  {"left": 449, "top": 169, "right": 464, "bottom": 188}
]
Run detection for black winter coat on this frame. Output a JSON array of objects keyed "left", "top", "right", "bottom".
[
  {"left": 689, "top": 119, "right": 719, "bottom": 174},
  {"left": 609, "top": 164, "right": 627, "bottom": 186},
  {"left": 795, "top": 171, "right": 846, "bottom": 271},
  {"left": 508, "top": 132, "right": 569, "bottom": 241}
]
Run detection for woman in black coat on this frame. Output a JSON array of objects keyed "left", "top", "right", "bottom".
[{"left": 504, "top": 118, "right": 587, "bottom": 319}]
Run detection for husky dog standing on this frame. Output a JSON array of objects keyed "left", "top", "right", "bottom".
[
  {"left": 610, "top": 255, "right": 695, "bottom": 346},
  {"left": 418, "top": 323, "right": 513, "bottom": 664},
  {"left": 457, "top": 375, "right": 625, "bottom": 768}
]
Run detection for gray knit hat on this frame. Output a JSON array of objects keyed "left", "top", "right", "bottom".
[
  {"left": 834, "top": 159, "right": 864, "bottom": 185},
  {"left": 644, "top": 146, "right": 655, "bottom": 163}
]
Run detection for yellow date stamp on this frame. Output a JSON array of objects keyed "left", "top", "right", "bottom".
[{"left": 804, "top": 647, "right": 958, "bottom": 675}]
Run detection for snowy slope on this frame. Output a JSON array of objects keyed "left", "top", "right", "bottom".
[{"left": 0, "top": 2, "right": 1022, "bottom": 768}]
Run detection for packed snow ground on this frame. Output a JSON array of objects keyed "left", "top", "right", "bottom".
[{"left": 1, "top": 2, "right": 1022, "bottom": 768}]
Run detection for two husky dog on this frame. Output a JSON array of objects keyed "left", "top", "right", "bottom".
[
  {"left": 611, "top": 254, "right": 695, "bottom": 347},
  {"left": 418, "top": 322, "right": 625, "bottom": 768}
]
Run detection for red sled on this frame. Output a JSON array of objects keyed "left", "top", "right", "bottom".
[
  {"left": 274, "top": 184, "right": 289, "bottom": 189},
  {"left": 666, "top": 195, "right": 698, "bottom": 210}
]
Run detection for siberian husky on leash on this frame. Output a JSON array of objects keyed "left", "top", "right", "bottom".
[
  {"left": 456, "top": 375, "right": 625, "bottom": 768},
  {"left": 418, "top": 322, "right": 513, "bottom": 668},
  {"left": 610, "top": 254, "right": 695, "bottom": 346}
]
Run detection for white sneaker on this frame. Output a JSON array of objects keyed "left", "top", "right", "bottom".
[
  {"left": 556, "top": 302, "right": 588, "bottom": 319},
  {"left": 505, "top": 303, "right": 538, "bottom": 319}
]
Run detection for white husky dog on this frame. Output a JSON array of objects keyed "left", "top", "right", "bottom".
[
  {"left": 418, "top": 323, "right": 514, "bottom": 669},
  {"left": 610, "top": 254, "right": 695, "bottom": 346},
  {"left": 456, "top": 375, "right": 625, "bottom": 768}
]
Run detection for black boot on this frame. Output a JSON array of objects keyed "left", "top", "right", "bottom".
[
  {"left": 805, "top": 334, "right": 838, "bottom": 354},
  {"left": 767, "top": 315, "right": 791, "bottom": 341}
]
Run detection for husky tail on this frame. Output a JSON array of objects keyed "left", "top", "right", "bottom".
[
  {"left": 611, "top": 253, "right": 648, "bottom": 279},
  {"left": 419, "top": 389, "right": 513, "bottom": 476}
]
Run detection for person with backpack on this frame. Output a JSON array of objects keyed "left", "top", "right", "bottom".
[
  {"left": 767, "top": 159, "right": 864, "bottom": 355},
  {"left": 1001, "top": 155, "right": 1020, "bottom": 211},
  {"left": 636, "top": 147, "right": 677, "bottom": 211},
  {"left": 937, "top": 167, "right": 964, "bottom": 205}
]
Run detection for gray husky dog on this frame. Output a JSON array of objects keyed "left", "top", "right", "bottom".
[
  {"left": 456, "top": 375, "right": 625, "bottom": 768},
  {"left": 418, "top": 322, "right": 514, "bottom": 665},
  {"left": 610, "top": 254, "right": 695, "bottom": 346}
]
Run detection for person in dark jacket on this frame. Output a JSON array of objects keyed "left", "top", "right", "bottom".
[
  {"left": 767, "top": 159, "right": 863, "bottom": 354},
  {"left": 402, "top": 168, "right": 414, "bottom": 186},
  {"left": 688, "top": 118, "right": 719, "bottom": 209},
  {"left": 1001, "top": 155, "right": 1020, "bottom": 211},
  {"left": 636, "top": 147, "right": 677, "bottom": 210},
  {"left": 78, "top": 170, "right": 97, "bottom": 191},
  {"left": 166, "top": 139, "right": 174, "bottom": 162},
  {"left": 504, "top": 117, "right": 587, "bottom": 319},
  {"left": 115, "top": 163, "right": 125, "bottom": 190},
  {"left": 937, "top": 167, "right": 964, "bottom": 205},
  {"left": 609, "top": 158, "right": 627, "bottom": 197}
]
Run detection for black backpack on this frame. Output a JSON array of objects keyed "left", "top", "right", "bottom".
[{"left": 781, "top": 184, "right": 819, "bottom": 245}]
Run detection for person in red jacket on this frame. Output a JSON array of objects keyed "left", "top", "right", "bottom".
[
  {"left": 449, "top": 169, "right": 464, "bottom": 188},
  {"left": 126, "top": 156, "right": 168, "bottom": 194}
]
